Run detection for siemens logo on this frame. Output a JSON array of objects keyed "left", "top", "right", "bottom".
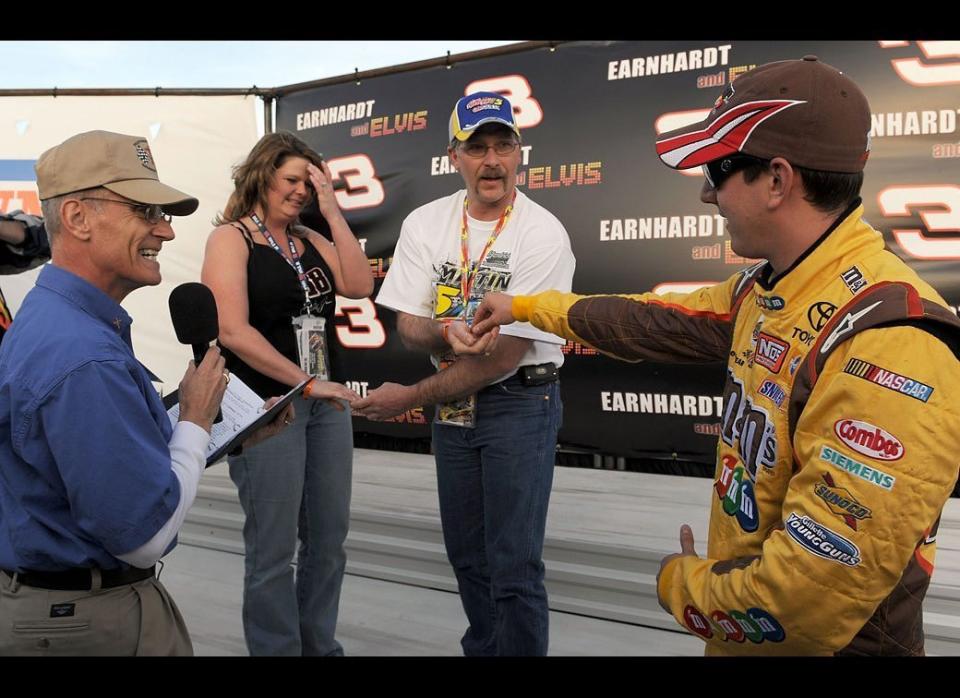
[{"left": 819, "top": 445, "right": 896, "bottom": 491}]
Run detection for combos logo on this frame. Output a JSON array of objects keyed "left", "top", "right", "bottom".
[
  {"left": 843, "top": 358, "right": 934, "bottom": 403},
  {"left": 757, "top": 380, "right": 786, "bottom": 409},
  {"left": 754, "top": 332, "right": 790, "bottom": 373},
  {"left": 785, "top": 512, "right": 862, "bottom": 567},
  {"left": 820, "top": 445, "right": 896, "bottom": 491},
  {"left": 715, "top": 454, "right": 759, "bottom": 532},
  {"left": 841, "top": 266, "right": 868, "bottom": 295},
  {"left": 683, "top": 605, "right": 785, "bottom": 644},
  {"left": 834, "top": 419, "right": 904, "bottom": 461},
  {"left": 352, "top": 111, "right": 427, "bottom": 138},
  {"left": 814, "top": 472, "right": 872, "bottom": 530}
]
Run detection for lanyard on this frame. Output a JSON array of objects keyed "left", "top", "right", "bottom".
[
  {"left": 459, "top": 191, "right": 516, "bottom": 313},
  {"left": 249, "top": 213, "right": 316, "bottom": 313}
]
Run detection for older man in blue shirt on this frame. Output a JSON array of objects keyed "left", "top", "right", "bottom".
[{"left": 0, "top": 130, "right": 287, "bottom": 656}]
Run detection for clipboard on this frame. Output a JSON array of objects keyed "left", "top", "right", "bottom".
[{"left": 165, "top": 375, "right": 309, "bottom": 466}]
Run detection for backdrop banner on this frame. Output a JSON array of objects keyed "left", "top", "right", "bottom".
[
  {"left": 0, "top": 95, "right": 260, "bottom": 390},
  {"left": 277, "top": 41, "right": 960, "bottom": 461}
]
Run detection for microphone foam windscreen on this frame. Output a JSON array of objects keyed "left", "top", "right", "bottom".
[{"left": 168, "top": 282, "right": 219, "bottom": 345}]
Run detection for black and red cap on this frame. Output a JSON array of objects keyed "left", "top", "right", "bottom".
[{"left": 655, "top": 56, "right": 872, "bottom": 173}]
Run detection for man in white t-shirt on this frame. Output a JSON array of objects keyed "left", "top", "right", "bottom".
[{"left": 353, "top": 92, "right": 575, "bottom": 656}]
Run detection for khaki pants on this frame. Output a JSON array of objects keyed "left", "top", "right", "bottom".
[{"left": 0, "top": 570, "right": 193, "bottom": 656}]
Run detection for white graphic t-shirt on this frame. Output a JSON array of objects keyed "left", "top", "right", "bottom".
[{"left": 377, "top": 189, "right": 576, "bottom": 383}]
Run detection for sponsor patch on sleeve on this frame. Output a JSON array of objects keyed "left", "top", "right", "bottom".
[
  {"left": 813, "top": 472, "right": 872, "bottom": 530},
  {"left": 819, "top": 444, "right": 896, "bottom": 491},
  {"left": 785, "top": 512, "right": 862, "bottom": 566},
  {"left": 834, "top": 418, "right": 904, "bottom": 461},
  {"left": 683, "top": 604, "right": 785, "bottom": 644},
  {"left": 842, "top": 358, "right": 934, "bottom": 402}
]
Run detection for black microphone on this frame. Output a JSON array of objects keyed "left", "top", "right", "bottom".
[{"left": 169, "top": 282, "right": 222, "bottom": 424}]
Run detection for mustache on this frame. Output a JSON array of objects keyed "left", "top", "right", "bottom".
[{"left": 479, "top": 168, "right": 506, "bottom": 178}]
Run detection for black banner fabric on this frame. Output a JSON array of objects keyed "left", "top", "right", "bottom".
[{"left": 276, "top": 40, "right": 960, "bottom": 461}]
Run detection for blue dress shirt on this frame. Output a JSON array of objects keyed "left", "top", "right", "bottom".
[{"left": 0, "top": 264, "right": 180, "bottom": 571}]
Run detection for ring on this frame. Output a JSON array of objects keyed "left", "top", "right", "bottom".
[{"left": 222, "top": 370, "right": 230, "bottom": 384}]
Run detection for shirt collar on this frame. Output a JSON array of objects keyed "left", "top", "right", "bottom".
[
  {"left": 756, "top": 198, "right": 863, "bottom": 291},
  {"left": 36, "top": 264, "right": 134, "bottom": 344}
]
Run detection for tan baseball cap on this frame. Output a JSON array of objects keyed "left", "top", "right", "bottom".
[
  {"left": 35, "top": 130, "right": 199, "bottom": 216},
  {"left": 655, "top": 56, "right": 871, "bottom": 173}
]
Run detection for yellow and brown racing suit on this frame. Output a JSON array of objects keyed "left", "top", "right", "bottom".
[{"left": 509, "top": 203, "right": 960, "bottom": 655}]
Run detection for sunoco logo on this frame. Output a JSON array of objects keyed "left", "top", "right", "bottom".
[
  {"left": 834, "top": 419, "right": 904, "bottom": 461},
  {"left": 785, "top": 512, "right": 862, "bottom": 567}
]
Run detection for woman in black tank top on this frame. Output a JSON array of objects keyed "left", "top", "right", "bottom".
[{"left": 201, "top": 132, "right": 373, "bottom": 656}]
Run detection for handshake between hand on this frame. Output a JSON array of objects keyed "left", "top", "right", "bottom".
[{"left": 445, "top": 292, "right": 516, "bottom": 356}]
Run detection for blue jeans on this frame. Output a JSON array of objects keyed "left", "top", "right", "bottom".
[
  {"left": 228, "top": 396, "right": 352, "bottom": 656},
  {"left": 432, "top": 376, "right": 562, "bottom": 656}
]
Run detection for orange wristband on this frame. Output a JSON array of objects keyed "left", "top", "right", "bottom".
[{"left": 301, "top": 377, "right": 316, "bottom": 399}]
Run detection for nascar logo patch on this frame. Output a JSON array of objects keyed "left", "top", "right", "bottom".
[{"left": 843, "top": 358, "right": 933, "bottom": 403}]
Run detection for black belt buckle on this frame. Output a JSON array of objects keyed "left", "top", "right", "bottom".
[{"left": 518, "top": 362, "right": 558, "bottom": 387}]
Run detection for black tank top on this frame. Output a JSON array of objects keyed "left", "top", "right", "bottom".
[{"left": 220, "top": 222, "right": 338, "bottom": 398}]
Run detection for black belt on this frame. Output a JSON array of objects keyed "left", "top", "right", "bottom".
[{"left": 2, "top": 565, "right": 156, "bottom": 591}]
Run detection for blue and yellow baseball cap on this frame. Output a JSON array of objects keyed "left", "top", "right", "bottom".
[{"left": 448, "top": 92, "right": 521, "bottom": 142}]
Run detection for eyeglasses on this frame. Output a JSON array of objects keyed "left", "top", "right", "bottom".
[
  {"left": 458, "top": 140, "right": 520, "bottom": 158},
  {"left": 701, "top": 155, "right": 769, "bottom": 190},
  {"left": 79, "top": 197, "right": 173, "bottom": 224}
]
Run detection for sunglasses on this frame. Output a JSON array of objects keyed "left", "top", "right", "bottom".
[
  {"left": 79, "top": 197, "right": 173, "bottom": 224},
  {"left": 701, "top": 155, "right": 769, "bottom": 190}
]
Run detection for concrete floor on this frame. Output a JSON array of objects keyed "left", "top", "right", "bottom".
[{"left": 160, "top": 543, "right": 702, "bottom": 656}]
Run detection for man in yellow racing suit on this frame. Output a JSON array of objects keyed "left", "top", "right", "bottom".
[{"left": 469, "top": 56, "right": 960, "bottom": 655}]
